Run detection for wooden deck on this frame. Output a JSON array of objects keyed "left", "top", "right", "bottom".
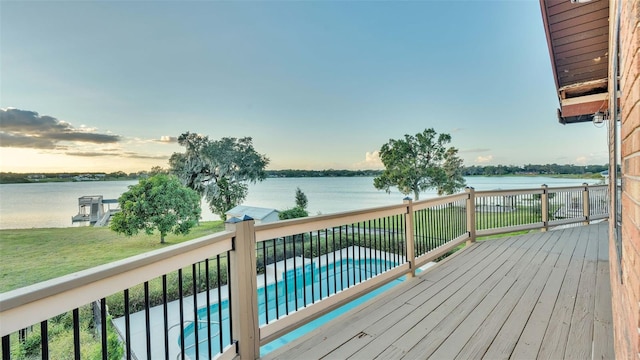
[{"left": 261, "top": 223, "right": 614, "bottom": 360}]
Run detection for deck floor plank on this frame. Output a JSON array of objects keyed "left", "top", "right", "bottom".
[
  {"left": 265, "top": 239, "right": 513, "bottom": 359},
  {"left": 259, "top": 223, "right": 614, "bottom": 360},
  {"left": 536, "top": 227, "right": 590, "bottom": 359},
  {"left": 400, "top": 231, "right": 550, "bottom": 359},
  {"left": 443, "top": 230, "right": 565, "bottom": 359},
  {"left": 476, "top": 230, "right": 569, "bottom": 359},
  {"left": 507, "top": 227, "right": 582, "bottom": 359},
  {"left": 563, "top": 226, "right": 599, "bottom": 359}
]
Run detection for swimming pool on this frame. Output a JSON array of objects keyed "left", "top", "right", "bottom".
[{"left": 182, "top": 258, "right": 401, "bottom": 358}]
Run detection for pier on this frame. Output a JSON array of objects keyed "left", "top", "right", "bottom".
[{"left": 71, "top": 195, "right": 119, "bottom": 226}]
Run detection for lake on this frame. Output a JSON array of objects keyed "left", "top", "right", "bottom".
[{"left": 0, "top": 176, "right": 602, "bottom": 230}]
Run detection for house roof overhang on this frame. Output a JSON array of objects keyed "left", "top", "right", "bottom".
[{"left": 539, "top": 0, "right": 610, "bottom": 124}]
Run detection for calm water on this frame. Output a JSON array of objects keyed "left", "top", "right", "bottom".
[{"left": 0, "top": 176, "right": 602, "bottom": 230}]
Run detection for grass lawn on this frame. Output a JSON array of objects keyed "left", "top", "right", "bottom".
[{"left": 0, "top": 221, "right": 225, "bottom": 293}]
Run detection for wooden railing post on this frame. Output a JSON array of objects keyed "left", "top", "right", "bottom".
[
  {"left": 403, "top": 198, "right": 416, "bottom": 278},
  {"left": 465, "top": 187, "right": 476, "bottom": 246},
  {"left": 227, "top": 216, "right": 259, "bottom": 359},
  {"left": 582, "top": 183, "right": 590, "bottom": 225},
  {"left": 541, "top": 184, "right": 549, "bottom": 232}
]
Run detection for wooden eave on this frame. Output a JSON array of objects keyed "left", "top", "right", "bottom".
[{"left": 540, "top": 0, "right": 610, "bottom": 124}]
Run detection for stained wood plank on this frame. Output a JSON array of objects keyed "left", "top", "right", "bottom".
[
  {"left": 396, "top": 234, "right": 544, "bottom": 358},
  {"left": 593, "top": 225, "right": 614, "bottom": 359},
  {"left": 563, "top": 227, "right": 598, "bottom": 359},
  {"left": 453, "top": 230, "right": 566, "bottom": 359},
  {"left": 487, "top": 227, "right": 581, "bottom": 359},
  {"left": 339, "top": 237, "right": 529, "bottom": 358},
  {"left": 263, "top": 241, "right": 497, "bottom": 359},
  {"left": 259, "top": 225, "right": 614, "bottom": 360},
  {"left": 535, "top": 227, "right": 589, "bottom": 359},
  {"left": 426, "top": 232, "right": 556, "bottom": 359}
]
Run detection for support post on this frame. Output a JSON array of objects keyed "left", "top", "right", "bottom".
[
  {"left": 465, "top": 187, "right": 476, "bottom": 246},
  {"left": 541, "top": 184, "right": 549, "bottom": 232},
  {"left": 227, "top": 216, "right": 259, "bottom": 359},
  {"left": 582, "top": 183, "right": 590, "bottom": 225},
  {"left": 403, "top": 198, "right": 416, "bottom": 278}
]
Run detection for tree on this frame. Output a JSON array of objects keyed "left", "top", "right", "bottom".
[
  {"left": 373, "top": 128, "right": 466, "bottom": 200},
  {"left": 110, "top": 174, "right": 201, "bottom": 243},
  {"left": 437, "top": 147, "right": 466, "bottom": 195},
  {"left": 169, "top": 132, "right": 270, "bottom": 219},
  {"left": 295, "top": 187, "right": 308, "bottom": 209},
  {"left": 279, "top": 187, "right": 309, "bottom": 220}
]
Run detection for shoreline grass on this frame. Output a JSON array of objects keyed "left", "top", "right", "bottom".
[{"left": 0, "top": 221, "right": 225, "bottom": 293}]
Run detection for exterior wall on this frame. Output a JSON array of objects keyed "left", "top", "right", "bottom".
[{"left": 610, "top": 1, "right": 640, "bottom": 359}]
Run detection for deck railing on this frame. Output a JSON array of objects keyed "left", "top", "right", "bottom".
[{"left": 0, "top": 184, "right": 608, "bottom": 359}]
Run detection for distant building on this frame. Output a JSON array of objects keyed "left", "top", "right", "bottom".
[{"left": 225, "top": 205, "right": 280, "bottom": 224}]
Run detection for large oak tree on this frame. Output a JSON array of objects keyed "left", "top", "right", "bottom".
[
  {"left": 169, "top": 132, "right": 269, "bottom": 219},
  {"left": 373, "top": 128, "right": 466, "bottom": 200}
]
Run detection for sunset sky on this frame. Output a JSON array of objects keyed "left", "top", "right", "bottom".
[{"left": 0, "top": 1, "right": 609, "bottom": 173}]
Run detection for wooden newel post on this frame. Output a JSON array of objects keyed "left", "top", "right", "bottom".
[
  {"left": 227, "top": 216, "right": 260, "bottom": 359},
  {"left": 582, "top": 183, "right": 590, "bottom": 225},
  {"left": 466, "top": 187, "right": 476, "bottom": 246},
  {"left": 403, "top": 198, "right": 416, "bottom": 278},
  {"left": 541, "top": 184, "right": 549, "bottom": 232}
]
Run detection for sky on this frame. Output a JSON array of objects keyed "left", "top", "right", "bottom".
[{"left": 0, "top": 0, "right": 610, "bottom": 173}]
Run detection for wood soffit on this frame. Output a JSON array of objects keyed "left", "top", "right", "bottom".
[{"left": 540, "top": 0, "right": 610, "bottom": 124}]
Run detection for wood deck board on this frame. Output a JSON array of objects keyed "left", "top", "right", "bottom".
[
  {"left": 399, "top": 233, "right": 547, "bottom": 359},
  {"left": 385, "top": 234, "right": 537, "bottom": 358},
  {"left": 260, "top": 223, "right": 614, "bottom": 360},
  {"left": 263, "top": 239, "right": 508, "bottom": 359},
  {"left": 440, "top": 230, "right": 564, "bottom": 359},
  {"left": 471, "top": 230, "right": 567, "bottom": 360}
]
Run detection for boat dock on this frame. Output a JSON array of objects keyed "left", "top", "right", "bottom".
[{"left": 72, "top": 195, "right": 119, "bottom": 226}]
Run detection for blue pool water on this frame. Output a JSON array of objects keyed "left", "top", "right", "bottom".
[{"left": 182, "top": 258, "right": 402, "bottom": 358}]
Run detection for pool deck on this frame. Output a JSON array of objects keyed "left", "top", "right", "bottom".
[{"left": 261, "top": 223, "right": 614, "bottom": 360}]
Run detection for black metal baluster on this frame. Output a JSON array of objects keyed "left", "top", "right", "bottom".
[
  {"left": 192, "top": 264, "right": 200, "bottom": 360},
  {"left": 124, "top": 290, "right": 131, "bottom": 360},
  {"left": 317, "top": 230, "right": 322, "bottom": 299},
  {"left": 100, "top": 299, "right": 107, "bottom": 360},
  {"left": 205, "top": 259, "right": 212, "bottom": 358},
  {"left": 178, "top": 269, "right": 185, "bottom": 360},
  {"left": 163, "top": 275, "right": 169, "bottom": 360},
  {"left": 272, "top": 239, "right": 279, "bottom": 319},
  {"left": 216, "top": 256, "right": 223, "bottom": 354},
  {"left": 339, "top": 226, "right": 344, "bottom": 291},
  {"left": 348, "top": 224, "right": 354, "bottom": 287},
  {"left": 2, "top": 335, "right": 9, "bottom": 360},
  {"left": 293, "top": 235, "right": 299, "bottom": 311},
  {"left": 309, "top": 232, "right": 315, "bottom": 304},
  {"left": 324, "top": 228, "right": 330, "bottom": 296},
  {"left": 41, "top": 320, "right": 49, "bottom": 360},
  {"left": 384, "top": 218, "right": 388, "bottom": 271},
  {"left": 73, "top": 308, "right": 81, "bottom": 360},
  {"left": 301, "top": 233, "right": 307, "bottom": 306},
  {"left": 262, "top": 242, "right": 268, "bottom": 324},
  {"left": 226, "top": 252, "right": 233, "bottom": 348},
  {"left": 332, "top": 227, "right": 337, "bottom": 294},
  {"left": 144, "top": 281, "right": 152, "bottom": 358},
  {"left": 283, "top": 237, "right": 289, "bottom": 315}
]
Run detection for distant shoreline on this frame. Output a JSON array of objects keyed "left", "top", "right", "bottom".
[{"left": 0, "top": 172, "right": 604, "bottom": 185}]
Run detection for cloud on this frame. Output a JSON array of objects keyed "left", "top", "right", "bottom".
[
  {"left": 475, "top": 155, "right": 494, "bottom": 163},
  {"left": 155, "top": 136, "right": 178, "bottom": 143},
  {"left": 65, "top": 150, "right": 169, "bottom": 160},
  {"left": 122, "top": 152, "right": 169, "bottom": 160},
  {"left": 461, "top": 148, "right": 491, "bottom": 154},
  {"left": 353, "top": 150, "right": 384, "bottom": 169},
  {"left": 0, "top": 108, "right": 120, "bottom": 149},
  {"left": 65, "top": 151, "right": 113, "bottom": 157}
]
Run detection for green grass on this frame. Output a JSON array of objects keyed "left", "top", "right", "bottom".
[{"left": 0, "top": 221, "right": 225, "bottom": 293}]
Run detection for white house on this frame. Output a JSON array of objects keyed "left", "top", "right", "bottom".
[{"left": 225, "top": 205, "right": 280, "bottom": 224}]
